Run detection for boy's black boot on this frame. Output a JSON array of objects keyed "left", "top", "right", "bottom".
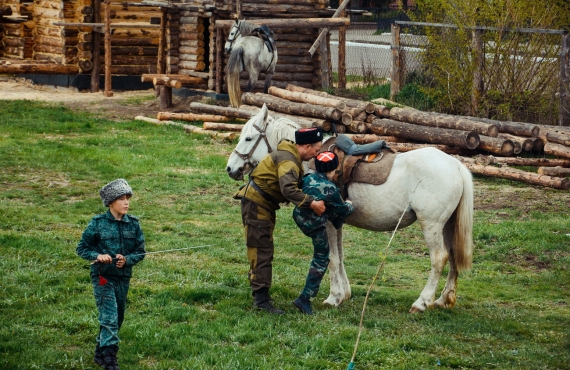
[
  {"left": 293, "top": 295, "right": 313, "bottom": 315},
  {"left": 94, "top": 344, "right": 104, "bottom": 366},
  {"left": 102, "top": 348, "right": 119, "bottom": 370},
  {"left": 253, "top": 287, "right": 285, "bottom": 315}
]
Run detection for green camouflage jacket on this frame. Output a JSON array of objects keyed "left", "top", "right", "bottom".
[
  {"left": 76, "top": 210, "right": 145, "bottom": 280},
  {"left": 293, "top": 172, "right": 354, "bottom": 230}
]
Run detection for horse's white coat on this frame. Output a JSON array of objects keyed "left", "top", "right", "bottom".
[
  {"left": 225, "top": 20, "right": 278, "bottom": 108},
  {"left": 226, "top": 108, "right": 474, "bottom": 313}
]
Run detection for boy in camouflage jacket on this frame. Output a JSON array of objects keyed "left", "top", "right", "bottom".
[
  {"left": 76, "top": 179, "right": 146, "bottom": 370},
  {"left": 292, "top": 151, "right": 354, "bottom": 315}
]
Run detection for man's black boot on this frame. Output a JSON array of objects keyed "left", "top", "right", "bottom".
[
  {"left": 293, "top": 295, "right": 313, "bottom": 315},
  {"left": 94, "top": 344, "right": 104, "bottom": 366},
  {"left": 253, "top": 287, "right": 285, "bottom": 314},
  {"left": 102, "top": 348, "right": 119, "bottom": 370}
]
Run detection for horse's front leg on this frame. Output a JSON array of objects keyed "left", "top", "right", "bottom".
[{"left": 323, "top": 222, "right": 350, "bottom": 306}]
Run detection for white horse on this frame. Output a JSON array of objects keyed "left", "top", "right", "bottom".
[
  {"left": 225, "top": 20, "right": 278, "bottom": 108},
  {"left": 226, "top": 105, "right": 474, "bottom": 313}
]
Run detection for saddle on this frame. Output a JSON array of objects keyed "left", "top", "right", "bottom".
[
  {"left": 251, "top": 25, "right": 276, "bottom": 53},
  {"left": 313, "top": 134, "right": 397, "bottom": 198}
]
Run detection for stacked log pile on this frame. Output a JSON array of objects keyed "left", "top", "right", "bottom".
[{"left": 158, "top": 83, "right": 570, "bottom": 190}]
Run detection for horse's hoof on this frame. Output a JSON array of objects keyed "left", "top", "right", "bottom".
[
  {"left": 323, "top": 296, "right": 341, "bottom": 307},
  {"left": 409, "top": 306, "right": 424, "bottom": 314}
]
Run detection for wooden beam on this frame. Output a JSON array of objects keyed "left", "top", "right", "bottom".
[{"left": 214, "top": 18, "right": 350, "bottom": 30}]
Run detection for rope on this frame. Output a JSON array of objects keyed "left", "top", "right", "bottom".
[
  {"left": 90, "top": 244, "right": 213, "bottom": 264},
  {"left": 347, "top": 177, "right": 425, "bottom": 369}
]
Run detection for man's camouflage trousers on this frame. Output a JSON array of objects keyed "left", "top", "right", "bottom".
[{"left": 241, "top": 198, "right": 276, "bottom": 291}]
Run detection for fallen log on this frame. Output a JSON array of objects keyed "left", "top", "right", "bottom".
[
  {"left": 393, "top": 108, "right": 498, "bottom": 137},
  {"left": 478, "top": 135, "right": 515, "bottom": 156},
  {"left": 242, "top": 92, "right": 343, "bottom": 121},
  {"left": 203, "top": 122, "right": 244, "bottom": 132},
  {"left": 498, "top": 133, "right": 534, "bottom": 152},
  {"left": 284, "top": 84, "right": 375, "bottom": 113},
  {"left": 532, "top": 137, "right": 544, "bottom": 152},
  {"left": 135, "top": 116, "right": 237, "bottom": 140},
  {"left": 388, "top": 142, "right": 470, "bottom": 155},
  {"left": 157, "top": 112, "right": 246, "bottom": 123},
  {"left": 472, "top": 155, "right": 570, "bottom": 167},
  {"left": 545, "top": 132, "right": 570, "bottom": 146},
  {"left": 369, "top": 118, "right": 480, "bottom": 150},
  {"left": 346, "top": 120, "right": 367, "bottom": 134},
  {"left": 268, "top": 86, "right": 346, "bottom": 110},
  {"left": 544, "top": 142, "right": 570, "bottom": 159},
  {"left": 188, "top": 102, "right": 254, "bottom": 120},
  {"left": 373, "top": 104, "right": 391, "bottom": 118},
  {"left": 464, "top": 116, "right": 539, "bottom": 137},
  {"left": 456, "top": 157, "right": 570, "bottom": 190},
  {"left": 537, "top": 166, "right": 570, "bottom": 177}
]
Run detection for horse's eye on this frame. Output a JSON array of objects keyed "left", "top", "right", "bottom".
[{"left": 245, "top": 137, "right": 252, "bottom": 142}]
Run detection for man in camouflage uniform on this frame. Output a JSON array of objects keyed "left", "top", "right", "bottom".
[
  {"left": 76, "top": 179, "right": 146, "bottom": 370},
  {"left": 292, "top": 151, "right": 354, "bottom": 315},
  {"left": 234, "top": 127, "right": 326, "bottom": 314}
]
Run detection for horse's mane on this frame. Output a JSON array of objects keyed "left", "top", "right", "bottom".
[
  {"left": 267, "top": 116, "right": 299, "bottom": 147},
  {"left": 237, "top": 20, "right": 257, "bottom": 36}
]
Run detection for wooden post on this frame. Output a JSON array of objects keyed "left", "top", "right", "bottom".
[
  {"left": 390, "top": 23, "right": 401, "bottom": 101},
  {"left": 560, "top": 32, "right": 570, "bottom": 126},
  {"left": 103, "top": 0, "right": 113, "bottom": 97},
  {"left": 215, "top": 27, "right": 223, "bottom": 94},
  {"left": 235, "top": 0, "right": 242, "bottom": 19},
  {"left": 472, "top": 29, "right": 483, "bottom": 115},
  {"left": 338, "top": 8, "right": 346, "bottom": 89},
  {"left": 157, "top": 8, "right": 171, "bottom": 110},
  {"left": 90, "top": 0, "right": 101, "bottom": 93},
  {"left": 321, "top": 29, "right": 330, "bottom": 89}
]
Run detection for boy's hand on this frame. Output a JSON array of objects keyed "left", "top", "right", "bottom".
[
  {"left": 96, "top": 254, "right": 113, "bottom": 264},
  {"left": 310, "top": 200, "right": 326, "bottom": 216},
  {"left": 346, "top": 200, "right": 353, "bottom": 205},
  {"left": 115, "top": 254, "right": 126, "bottom": 268}
]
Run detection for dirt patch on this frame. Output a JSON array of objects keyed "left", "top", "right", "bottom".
[{"left": 0, "top": 76, "right": 212, "bottom": 121}]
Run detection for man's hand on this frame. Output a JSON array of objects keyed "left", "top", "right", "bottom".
[
  {"left": 115, "top": 254, "right": 126, "bottom": 268},
  {"left": 310, "top": 200, "right": 326, "bottom": 216},
  {"left": 96, "top": 254, "right": 113, "bottom": 264}
]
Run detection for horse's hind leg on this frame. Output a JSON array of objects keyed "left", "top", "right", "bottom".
[
  {"left": 323, "top": 223, "right": 350, "bottom": 306},
  {"left": 434, "top": 217, "right": 458, "bottom": 309},
  {"left": 263, "top": 72, "right": 273, "bottom": 94},
  {"left": 410, "top": 222, "right": 448, "bottom": 313}
]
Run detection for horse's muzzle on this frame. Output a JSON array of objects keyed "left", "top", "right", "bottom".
[{"left": 227, "top": 166, "right": 244, "bottom": 181}]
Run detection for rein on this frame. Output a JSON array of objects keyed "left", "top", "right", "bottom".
[{"left": 225, "top": 24, "right": 242, "bottom": 52}]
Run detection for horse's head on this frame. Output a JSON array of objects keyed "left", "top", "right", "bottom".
[
  {"left": 226, "top": 104, "right": 274, "bottom": 181},
  {"left": 224, "top": 19, "right": 243, "bottom": 54}
]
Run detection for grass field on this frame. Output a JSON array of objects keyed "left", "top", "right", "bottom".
[{"left": 0, "top": 100, "right": 569, "bottom": 369}]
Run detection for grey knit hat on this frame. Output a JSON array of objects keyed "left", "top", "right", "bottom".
[{"left": 99, "top": 179, "right": 133, "bottom": 206}]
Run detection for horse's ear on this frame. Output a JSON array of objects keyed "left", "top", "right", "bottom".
[{"left": 260, "top": 103, "right": 269, "bottom": 122}]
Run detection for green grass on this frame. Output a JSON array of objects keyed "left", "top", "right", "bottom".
[{"left": 0, "top": 100, "right": 569, "bottom": 369}]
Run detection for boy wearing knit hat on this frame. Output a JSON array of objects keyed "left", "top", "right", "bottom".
[
  {"left": 76, "top": 179, "right": 146, "bottom": 370},
  {"left": 292, "top": 151, "right": 354, "bottom": 315}
]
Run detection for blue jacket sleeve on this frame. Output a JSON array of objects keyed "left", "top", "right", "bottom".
[{"left": 76, "top": 219, "right": 100, "bottom": 262}]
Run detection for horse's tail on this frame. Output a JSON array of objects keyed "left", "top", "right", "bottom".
[
  {"left": 453, "top": 162, "right": 474, "bottom": 272},
  {"left": 227, "top": 44, "right": 244, "bottom": 108}
]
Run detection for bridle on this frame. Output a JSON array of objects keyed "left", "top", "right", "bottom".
[
  {"left": 225, "top": 23, "right": 242, "bottom": 53},
  {"left": 232, "top": 121, "right": 273, "bottom": 171}
]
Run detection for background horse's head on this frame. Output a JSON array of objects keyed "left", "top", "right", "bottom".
[
  {"left": 226, "top": 104, "right": 299, "bottom": 180},
  {"left": 224, "top": 20, "right": 242, "bottom": 54}
]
